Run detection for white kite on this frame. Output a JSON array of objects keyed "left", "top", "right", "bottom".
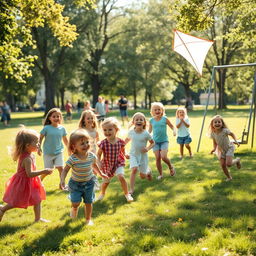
[{"left": 173, "top": 29, "right": 214, "bottom": 76}]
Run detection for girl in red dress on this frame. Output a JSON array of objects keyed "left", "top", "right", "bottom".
[{"left": 0, "top": 128, "right": 53, "bottom": 222}]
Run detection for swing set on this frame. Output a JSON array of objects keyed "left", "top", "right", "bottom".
[{"left": 197, "top": 63, "right": 256, "bottom": 152}]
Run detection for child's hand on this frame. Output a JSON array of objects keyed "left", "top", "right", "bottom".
[
  {"left": 125, "top": 154, "right": 130, "bottom": 159},
  {"left": 210, "top": 149, "right": 215, "bottom": 154},
  {"left": 60, "top": 181, "right": 66, "bottom": 190},
  {"left": 44, "top": 168, "right": 53, "bottom": 175},
  {"left": 141, "top": 147, "right": 148, "bottom": 153},
  {"left": 100, "top": 172, "right": 108, "bottom": 179},
  {"left": 173, "top": 130, "right": 176, "bottom": 136},
  {"left": 234, "top": 141, "right": 240, "bottom": 147}
]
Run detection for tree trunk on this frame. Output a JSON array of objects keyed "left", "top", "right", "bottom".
[
  {"left": 133, "top": 82, "right": 137, "bottom": 109},
  {"left": 217, "top": 69, "right": 227, "bottom": 109},
  {"left": 91, "top": 74, "right": 101, "bottom": 107},
  {"left": 44, "top": 72, "right": 56, "bottom": 114},
  {"left": 59, "top": 88, "right": 65, "bottom": 110}
]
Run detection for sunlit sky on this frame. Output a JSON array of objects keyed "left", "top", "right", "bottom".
[{"left": 116, "top": 0, "right": 147, "bottom": 7}]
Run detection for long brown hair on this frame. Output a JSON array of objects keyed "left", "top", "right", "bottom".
[
  {"left": 208, "top": 115, "right": 228, "bottom": 133},
  {"left": 12, "top": 128, "right": 39, "bottom": 161},
  {"left": 43, "top": 108, "right": 63, "bottom": 126},
  {"left": 78, "top": 110, "right": 97, "bottom": 129}
]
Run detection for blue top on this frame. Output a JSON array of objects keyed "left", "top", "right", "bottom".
[
  {"left": 40, "top": 125, "right": 67, "bottom": 155},
  {"left": 150, "top": 116, "right": 168, "bottom": 143},
  {"left": 176, "top": 117, "right": 190, "bottom": 137}
]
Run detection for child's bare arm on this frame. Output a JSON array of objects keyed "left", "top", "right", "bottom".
[
  {"left": 92, "top": 160, "right": 108, "bottom": 179},
  {"left": 60, "top": 165, "right": 70, "bottom": 189},
  {"left": 229, "top": 132, "right": 240, "bottom": 146},
  {"left": 63, "top": 135, "right": 68, "bottom": 147},
  {"left": 141, "top": 139, "right": 155, "bottom": 153},
  {"left": 182, "top": 119, "right": 190, "bottom": 128},
  {"left": 167, "top": 118, "right": 176, "bottom": 136},
  {"left": 37, "top": 134, "right": 44, "bottom": 156},
  {"left": 124, "top": 137, "right": 131, "bottom": 145},
  {"left": 24, "top": 157, "right": 53, "bottom": 178},
  {"left": 210, "top": 139, "right": 217, "bottom": 154},
  {"left": 148, "top": 122, "right": 152, "bottom": 133}
]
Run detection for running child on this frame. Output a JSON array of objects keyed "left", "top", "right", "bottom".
[
  {"left": 0, "top": 128, "right": 53, "bottom": 222},
  {"left": 38, "top": 108, "right": 68, "bottom": 188},
  {"left": 176, "top": 107, "right": 192, "bottom": 158},
  {"left": 60, "top": 129, "right": 107, "bottom": 225},
  {"left": 149, "top": 102, "right": 176, "bottom": 180},
  {"left": 209, "top": 115, "right": 241, "bottom": 181},
  {"left": 78, "top": 110, "right": 100, "bottom": 190},
  {"left": 125, "top": 112, "right": 155, "bottom": 195},
  {"left": 96, "top": 117, "right": 133, "bottom": 202}
]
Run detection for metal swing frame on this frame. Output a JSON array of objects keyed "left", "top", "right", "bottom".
[{"left": 197, "top": 63, "right": 256, "bottom": 152}]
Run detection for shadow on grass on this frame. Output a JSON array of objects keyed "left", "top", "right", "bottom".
[
  {"left": 0, "top": 223, "right": 32, "bottom": 238},
  {"left": 111, "top": 151, "right": 256, "bottom": 255}
]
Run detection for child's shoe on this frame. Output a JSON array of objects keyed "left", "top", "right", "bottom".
[
  {"left": 35, "top": 218, "right": 51, "bottom": 223},
  {"left": 70, "top": 207, "right": 78, "bottom": 219},
  {"left": 236, "top": 158, "right": 241, "bottom": 169},
  {"left": 170, "top": 166, "right": 176, "bottom": 176},
  {"left": 157, "top": 175, "right": 163, "bottom": 180},
  {"left": 125, "top": 194, "right": 134, "bottom": 202},
  {"left": 86, "top": 219, "right": 94, "bottom": 226},
  {"left": 96, "top": 194, "right": 105, "bottom": 201},
  {"left": 226, "top": 177, "right": 233, "bottom": 182},
  {"left": 146, "top": 171, "right": 152, "bottom": 181}
]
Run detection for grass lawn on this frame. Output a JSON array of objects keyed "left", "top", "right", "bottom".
[{"left": 0, "top": 106, "right": 256, "bottom": 256}]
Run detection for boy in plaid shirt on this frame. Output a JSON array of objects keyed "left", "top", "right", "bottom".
[{"left": 96, "top": 117, "right": 133, "bottom": 202}]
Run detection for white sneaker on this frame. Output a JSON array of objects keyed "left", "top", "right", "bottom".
[
  {"left": 96, "top": 194, "right": 105, "bottom": 201},
  {"left": 157, "top": 175, "right": 163, "bottom": 180},
  {"left": 125, "top": 194, "right": 134, "bottom": 202},
  {"left": 86, "top": 219, "right": 94, "bottom": 226}
]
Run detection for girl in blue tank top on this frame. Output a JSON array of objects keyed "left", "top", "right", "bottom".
[{"left": 149, "top": 102, "right": 176, "bottom": 180}]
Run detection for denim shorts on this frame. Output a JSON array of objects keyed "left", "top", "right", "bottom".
[
  {"left": 177, "top": 135, "right": 192, "bottom": 145},
  {"left": 153, "top": 141, "right": 169, "bottom": 152},
  {"left": 120, "top": 109, "right": 128, "bottom": 117},
  {"left": 68, "top": 177, "right": 95, "bottom": 204}
]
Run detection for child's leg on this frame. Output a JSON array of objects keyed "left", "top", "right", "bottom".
[
  {"left": 220, "top": 158, "right": 232, "bottom": 179},
  {"left": 179, "top": 144, "right": 184, "bottom": 158},
  {"left": 118, "top": 175, "right": 129, "bottom": 195},
  {"left": 84, "top": 203, "right": 92, "bottom": 221},
  {"left": 70, "top": 202, "right": 80, "bottom": 218},
  {"left": 185, "top": 143, "right": 192, "bottom": 157},
  {"left": 100, "top": 182, "right": 109, "bottom": 195},
  {"left": 154, "top": 150, "right": 163, "bottom": 177},
  {"left": 130, "top": 167, "right": 138, "bottom": 194},
  {"left": 160, "top": 150, "right": 175, "bottom": 176},
  {"left": 0, "top": 204, "right": 14, "bottom": 222},
  {"left": 226, "top": 156, "right": 241, "bottom": 169},
  {"left": 34, "top": 202, "right": 42, "bottom": 222}
]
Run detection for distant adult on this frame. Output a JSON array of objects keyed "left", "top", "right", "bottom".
[
  {"left": 95, "top": 96, "right": 106, "bottom": 124},
  {"left": 1, "top": 101, "right": 11, "bottom": 126},
  {"left": 118, "top": 95, "right": 129, "bottom": 125},
  {"left": 65, "top": 100, "right": 73, "bottom": 122},
  {"left": 77, "top": 99, "right": 83, "bottom": 114},
  {"left": 104, "top": 99, "right": 110, "bottom": 115}
]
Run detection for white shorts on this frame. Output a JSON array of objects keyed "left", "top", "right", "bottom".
[
  {"left": 129, "top": 154, "right": 149, "bottom": 174},
  {"left": 216, "top": 144, "right": 235, "bottom": 160},
  {"left": 43, "top": 153, "right": 64, "bottom": 168},
  {"left": 102, "top": 166, "right": 125, "bottom": 184}
]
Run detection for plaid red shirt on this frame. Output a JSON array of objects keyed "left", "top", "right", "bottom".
[{"left": 98, "top": 138, "right": 125, "bottom": 177}]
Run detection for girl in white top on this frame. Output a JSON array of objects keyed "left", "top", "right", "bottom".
[
  {"left": 209, "top": 115, "right": 241, "bottom": 181},
  {"left": 78, "top": 110, "right": 100, "bottom": 190},
  {"left": 78, "top": 110, "right": 99, "bottom": 153},
  {"left": 176, "top": 107, "right": 192, "bottom": 158},
  {"left": 125, "top": 112, "right": 155, "bottom": 195}
]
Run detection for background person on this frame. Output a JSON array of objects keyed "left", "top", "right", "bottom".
[{"left": 118, "top": 95, "right": 129, "bottom": 126}]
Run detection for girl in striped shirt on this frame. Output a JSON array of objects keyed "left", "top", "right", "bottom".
[{"left": 60, "top": 129, "right": 107, "bottom": 225}]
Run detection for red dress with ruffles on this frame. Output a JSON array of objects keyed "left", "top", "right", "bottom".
[{"left": 3, "top": 152, "right": 46, "bottom": 208}]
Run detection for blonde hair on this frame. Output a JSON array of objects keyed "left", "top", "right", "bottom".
[
  {"left": 130, "top": 112, "right": 147, "bottom": 129},
  {"left": 176, "top": 107, "right": 188, "bottom": 118},
  {"left": 209, "top": 115, "right": 228, "bottom": 133},
  {"left": 43, "top": 108, "right": 63, "bottom": 126},
  {"left": 12, "top": 128, "right": 39, "bottom": 161},
  {"left": 101, "top": 117, "right": 121, "bottom": 131},
  {"left": 68, "top": 129, "right": 90, "bottom": 154},
  {"left": 78, "top": 110, "right": 98, "bottom": 129},
  {"left": 150, "top": 102, "right": 165, "bottom": 117}
]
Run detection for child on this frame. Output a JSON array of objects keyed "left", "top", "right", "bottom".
[
  {"left": 60, "top": 129, "right": 107, "bottom": 225},
  {"left": 84, "top": 100, "right": 94, "bottom": 111},
  {"left": 176, "top": 107, "right": 192, "bottom": 158},
  {"left": 149, "top": 102, "right": 176, "bottom": 180},
  {"left": 78, "top": 110, "right": 100, "bottom": 190},
  {"left": 125, "top": 112, "right": 155, "bottom": 195},
  {"left": 0, "top": 128, "right": 53, "bottom": 222},
  {"left": 38, "top": 108, "right": 68, "bottom": 188},
  {"left": 78, "top": 110, "right": 99, "bottom": 153},
  {"left": 209, "top": 115, "right": 241, "bottom": 181},
  {"left": 97, "top": 117, "right": 134, "bottom": 202}
]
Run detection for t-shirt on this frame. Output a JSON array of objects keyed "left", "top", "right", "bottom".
[
  {"left": 118, "top": 98, "right": 128, "bottom": 110},
  {"left": 211, "top": 128, "right": 232, "bottom": 153},
  {"left": 176, "top": 117, "right": 190, "bottom": 137},
  {"left": 149, "top": 116, "right": 168, "bottom": 143},
  {"left": 66, "top": 152, "right": 95, "bottom": 182},
  {"left": 40, "top": 125, "right": 67, "bottom": 155},
  {"left": 128, "top": 129, "right": 152, "bottom": 155},
  {"left": 95, "top": 102, "right": 106, "bottom": 116}
]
